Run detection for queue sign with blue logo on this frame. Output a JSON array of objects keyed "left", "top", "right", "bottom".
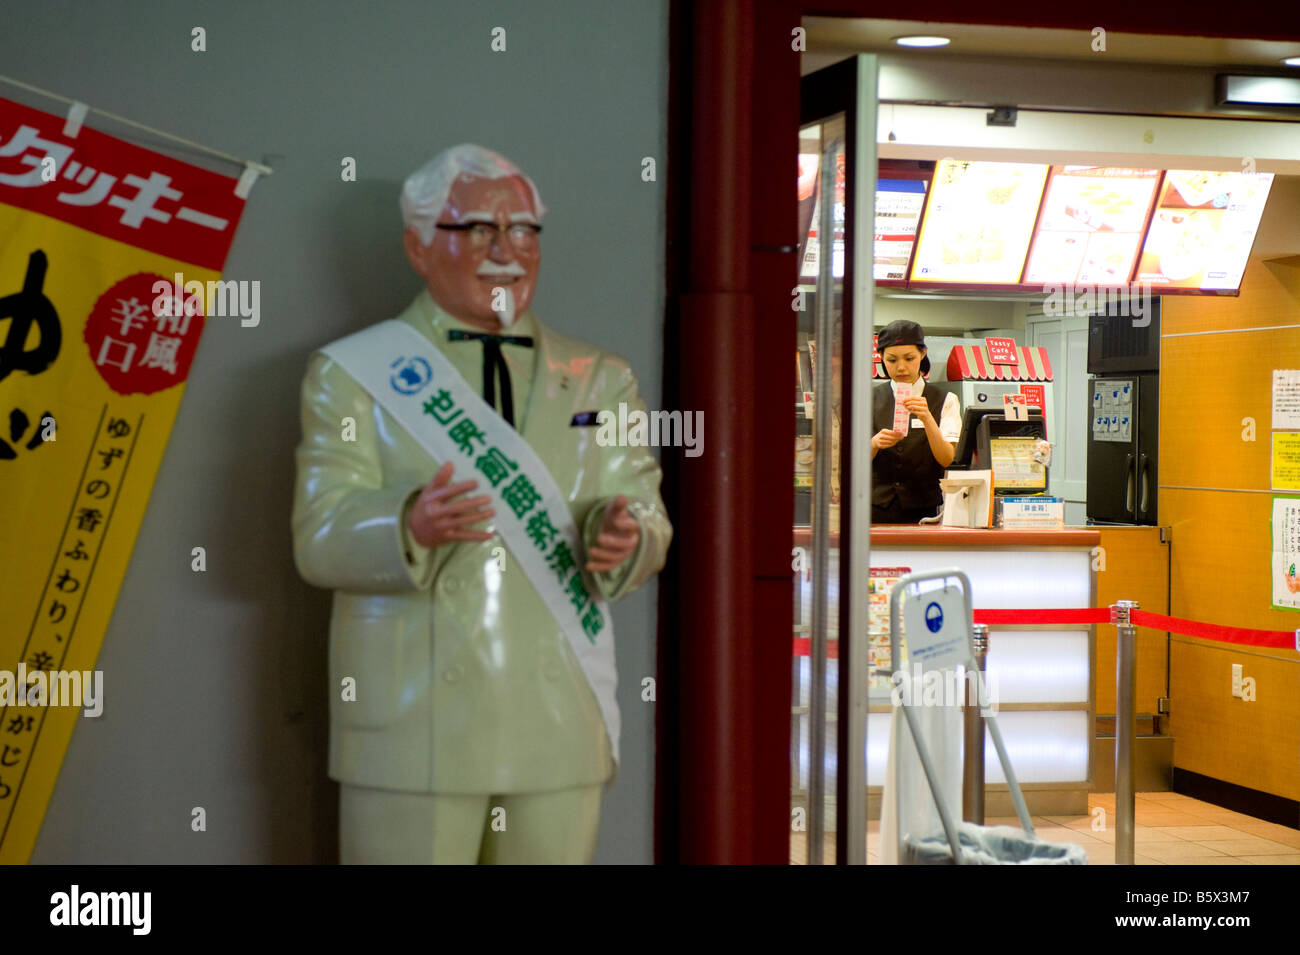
[{"left": 902, "top": 585, "right": 969, "bottom": 671}]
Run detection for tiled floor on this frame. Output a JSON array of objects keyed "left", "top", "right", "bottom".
[{"left": 790, "top": 792, "right": 1300, "bottom": 865}]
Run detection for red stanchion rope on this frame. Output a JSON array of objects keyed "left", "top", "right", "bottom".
[
  {"left": 1129, "top": 609, "right": 1297, "bottom": 652},
  {"left": 972, "top": 608, "right": 1109, "bottom": 626},
  {"left": 791, "top": 608, "right": 1298, "bottom": 656}
]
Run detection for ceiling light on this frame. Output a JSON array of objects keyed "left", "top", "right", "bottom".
[
  {"left": 894, "top": 36, "right": 950, "bottom": 49},
  {"left": 1283, "top": 56, "right": 1300, "bottom": 67},
  {"left": 1217, "top": 73, "right": 1300, "bottom": 107}
]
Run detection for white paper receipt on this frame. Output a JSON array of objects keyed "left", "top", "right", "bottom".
[{"left": 893, "top": 381, "right": 912, "bottom": 433}]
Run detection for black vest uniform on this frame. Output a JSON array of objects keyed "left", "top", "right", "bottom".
[{"left": 872, "top": 382, "right": 947, "bottom": 522}]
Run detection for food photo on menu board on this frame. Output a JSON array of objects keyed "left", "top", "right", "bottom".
[
  {"left": 1135, "top": 170, "right": 1274, "bottom": 292},
  {"left": 909, "top": 160, "right": 1049, "bottom": 285},
  {"left": 1022, "top": 167, "right": 1161, "bottom": 286}
]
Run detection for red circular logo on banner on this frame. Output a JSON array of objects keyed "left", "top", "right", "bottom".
[{"left": 83, "top": 272, "right": 205, "bottom": 395}]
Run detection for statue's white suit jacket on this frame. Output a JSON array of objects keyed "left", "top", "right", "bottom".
[{"left": 292, "top": 291, "right": 672, "bottom": 794}]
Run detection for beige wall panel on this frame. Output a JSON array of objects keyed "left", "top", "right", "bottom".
[
  {"left": 1163, "top": 490, "right": 1300, "bottom": 646},
  {"left": 1158, "top": 254, "right": 1299, "bottom": 797},
  {"left": 1159, "top": 327, "right": 1299, "bottom": 490},
  {"left": 1094, "top": 527, "right": 1169, "bottom": 714},
  {"left": 1170, "top": 637, "right": 1300, "bottom": 800},
  {"left": 1160, "top": 258, "right": 1300, "bottom": 338}
]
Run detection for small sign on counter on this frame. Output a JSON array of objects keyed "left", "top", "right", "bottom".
[
  {"left": 1003, "top": 392, "right": 1030, "bottom": 421},
  {"left": 999, "top": 496, "right": 1065, "bottom": 529}
]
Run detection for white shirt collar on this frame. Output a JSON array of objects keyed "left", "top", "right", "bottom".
[
  {"left": 888, "top": 376, "right": 924, "bottom": 396},
  {"left": 419, "top": 289, "right": 536, "bottom": 338}
]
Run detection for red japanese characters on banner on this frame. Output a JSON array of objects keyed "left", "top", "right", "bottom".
[
  {"left": 985, "top": 337, "right": 1018, "bottom": 364},
  {"left": 0, "top": 98, "right": 244, "bottom": 271},
  {"left": 1020, "top": 383, "right": 1046, "bottom": 413},
  {"left": 81, "top": 273, "right": 204, "bottom": 395}
]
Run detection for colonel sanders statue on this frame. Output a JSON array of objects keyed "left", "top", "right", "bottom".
[{"left": 292, "top": 144, "right": 671, "bottom": 863}]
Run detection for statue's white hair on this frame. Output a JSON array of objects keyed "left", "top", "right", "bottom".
[{"left": 400, "top": 144, "right": 546, "bottom": 246}]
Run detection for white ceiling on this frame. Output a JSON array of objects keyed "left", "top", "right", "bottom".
[{"left": 804, "top": 17, "right": 1300, "bottom": 69}]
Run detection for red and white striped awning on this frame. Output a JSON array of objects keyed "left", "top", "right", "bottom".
[{"left": 946, "top": 345, "right": 1053, "bottom": 382}]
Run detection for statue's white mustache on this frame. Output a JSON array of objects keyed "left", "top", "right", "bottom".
[{"left": 477, "top": 261, "right": 527, "bottom": 278}]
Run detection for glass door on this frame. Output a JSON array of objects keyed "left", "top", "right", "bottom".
[{"left": 793, "top": 54, "right": 876, "bottom": 865}]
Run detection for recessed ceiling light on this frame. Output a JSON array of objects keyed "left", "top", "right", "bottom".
[
  {"left": 1283, "top": 56, "right": 1300, "bottom": 67},
  {"left": 894, "top": 35, "right": 950, "bottom": 49}
]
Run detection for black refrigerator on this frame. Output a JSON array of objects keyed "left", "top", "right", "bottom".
[
  {"left": 1086, "top": 374, "right": 1159, "bottom": 524},
  {"left": 1085, "top": 300, "right": 1160, "bottom": 525}
]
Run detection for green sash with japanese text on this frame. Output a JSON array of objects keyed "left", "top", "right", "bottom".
[{"left": 320, "top": 320, "right": 620, "bottom": 765}]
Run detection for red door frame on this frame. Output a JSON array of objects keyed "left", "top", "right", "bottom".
[{"left": 660, "top": 0, "right": 1300, "bottom": 865}]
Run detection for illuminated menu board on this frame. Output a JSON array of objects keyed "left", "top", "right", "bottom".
[
  {"left": 909, "top": 160, "right": 1049, "bottom": 285},
  {"left": 874, "top": 179, "right": 926, "bottom": 282},
  {"left": 1023, "top": 167, "right": 1161, "bottom": 286},
  {"left": 801, "top": 162, "right": 923, "bottom": 282},
  {"left": 799, "top": 150, "right": 846, "bottom": 280},
  {"left": 1136, "top": 171, "right": 1274, "bottom": 291}
]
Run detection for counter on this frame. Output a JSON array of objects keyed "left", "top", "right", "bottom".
[{"left": 792, "top": 523, "right": 1098, "bottom": 818}]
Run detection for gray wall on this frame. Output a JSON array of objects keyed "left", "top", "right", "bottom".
[{"left": 5, "top": 0, "right": 668, "bottom": 864}]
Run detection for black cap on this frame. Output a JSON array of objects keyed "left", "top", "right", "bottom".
[{"left": 876, "top": 320, "right": 930, "bottom": 375}]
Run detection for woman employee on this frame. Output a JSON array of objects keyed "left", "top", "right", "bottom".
[{"left": 871, "top": 320, "right": 962, "bottom": 524}]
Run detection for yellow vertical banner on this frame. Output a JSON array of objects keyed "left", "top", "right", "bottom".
[{"left": 0, "top": 96, "right": 251, "bottom": 862}]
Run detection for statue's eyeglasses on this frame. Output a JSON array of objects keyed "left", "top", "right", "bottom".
[{"left": 435, "top": 221, "right": 542, "bottom": 250}]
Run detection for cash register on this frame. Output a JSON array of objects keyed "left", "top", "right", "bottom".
[
  {"left": 951, "top": 406, "right": 1047, "bottom": 488},
  {"left": 948, "top": 406, "right": 1057, "bottom": 526}
]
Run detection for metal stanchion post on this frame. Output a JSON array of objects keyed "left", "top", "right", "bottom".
[
  {"left": 963, "top": 623, "right": 989, "bottom": 824},
  {"left": 1112, "top": 600, "right": 1139, "bottom": 866}
]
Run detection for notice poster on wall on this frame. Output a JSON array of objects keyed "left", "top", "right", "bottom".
[
  {"left": 1273, "top": 369, "right": 1300, "bottom": 430},
  {"left": 1135, "top": 170, "right": 1274, "bottom": 292},
  {"left": 909, "top": 160, "right": 1048, "bottom": 285},
  {"left": 1023, "top": 166, "right": 1161, "bottom": 286},
  {"left": 1273, "top": 433, "right": 1300, "bottom": 492},
  {"left": 1271, "top": 497, "right": 1300, "bottom": 611}
]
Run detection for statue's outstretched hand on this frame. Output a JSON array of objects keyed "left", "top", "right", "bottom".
[
  {"left": 408, "top": 462, "right": 496, "bottom": 548},
  {"left": 585, "top": 495, "right": 640, "bottom": 573}
]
